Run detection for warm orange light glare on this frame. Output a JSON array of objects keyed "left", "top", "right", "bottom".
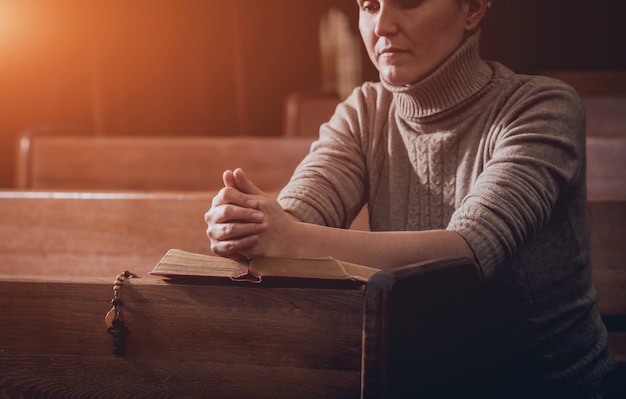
[
  {"left": 0, "top": 2, "right": 47, "bottom": 55},
  {"left": 0, "top": 2, "right": 18, "bottom": 48}
]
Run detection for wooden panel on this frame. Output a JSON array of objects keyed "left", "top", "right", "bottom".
[
  {"left": 608, "top": 332, "right": 626, "bottom": 363},
  {"left": 89, "top": 2, "right": 240, "bottom": 137},
  {"left": 588, "top": 200, "right": 626, "bottom": 317},
  {"left": 0, "top": 189, "right": 368, "bottom": 278},
  {"left": 586, "top": 136, "right": 626, "bottom": 199},
  {"left": 542, "top": 71, "right": 626, "bottom": 97},
  {"left": 583, "top": 97, "right": 626, "bottom": 138},
  {"left": 17, "top": 135, "right": 314, "bottom": 191},
  {"left": 283, "top": 89, "right": 340, "bottom": 137},
  {"left": 0, "top": 275, "right": 363, "bottom": 398},
  {"left": 588, "top": 199, "right": 626, "bottom": 392},
  {"left": 0, "top": 191, "right": 216, "bottom": 277}
]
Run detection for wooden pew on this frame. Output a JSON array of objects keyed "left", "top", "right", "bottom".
[
  {"left": 0, "top": 190, "right": 364, "bottom": 398},
  {"left": 0, "top": 189, "right": 468, "bottom": 397},
  {"left": 0, "top": 190, "right": 483, "bottom": 398},
  {"left": 14, "top": 133, "right": 374, "bottom": 230},
  {"left": 0, "top": 253, "right": 487, "bottom": 398},
  {"left": 16, "top": 135, "right": 315, "bottom": 191}
]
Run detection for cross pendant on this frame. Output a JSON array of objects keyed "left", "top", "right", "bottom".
[{"left": 108, "top": 317, "right": 129, "bottom": 357}]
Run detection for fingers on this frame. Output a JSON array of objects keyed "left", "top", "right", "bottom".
[
  {"left": 206, "top": 169, "right": 267, "bottom": 258},
  {"left": 217, "top": 169, "right": 261, "bottom": 208},
  {"left": 211, "top": 185, "right": 259, "bottom": 210},
  {"left": 210, "top": 235, "right": 260, "bottom": 259},
  {"left": 233, "top": 168, "right": 264, "bottom": 195},
  {"left": 222, "top": 169, "right": 237, "bottom": 188},
  {"left": 204, "top": 202, "right": 265, "bottom": 228},
  {"left": 223, "top": 168, "right": 262, "bottom": 195},
  {"left": 205, "top": 189, "right": 267, "bottom": 258},
  {"left": 205, "top": 211, "right": 267, "bottom": 258},
  {"left": 206, "top": 220, "right": 267, "bottom": 258}
]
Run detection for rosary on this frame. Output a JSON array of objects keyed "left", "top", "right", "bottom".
[{"left": 105, "top": 270, "right": 137, "bottom": 356}]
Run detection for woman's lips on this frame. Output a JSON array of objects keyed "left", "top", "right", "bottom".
[{"left": 378, "top": 47, "right": 409, "bottom": 61}]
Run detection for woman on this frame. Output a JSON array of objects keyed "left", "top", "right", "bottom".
[{"left": 205, "top": 0, "right": 614, "bottom": 396}]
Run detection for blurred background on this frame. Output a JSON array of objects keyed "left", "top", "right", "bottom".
[{"left": 1, "top": 0, "right": 625, "bottom": 188}]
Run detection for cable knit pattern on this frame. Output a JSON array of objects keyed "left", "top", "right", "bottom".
[
  {"left": 278, "top": 31, "right": 614, "bottom": 395},
  {"left": 405, "top": 132, "right": 457, "bottom": 230}
]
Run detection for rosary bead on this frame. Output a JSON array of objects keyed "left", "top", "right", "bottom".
[{"left": 106, "top": 270, "right": 136, "bottom": 357}]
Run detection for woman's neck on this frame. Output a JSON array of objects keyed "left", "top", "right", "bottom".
[{"left": 381, "top": 30, "right": 492, "bottom": 119}]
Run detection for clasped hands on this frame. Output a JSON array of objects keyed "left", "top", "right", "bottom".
[{"left": 204, "top": 168, "right": 299, "bottom": 260}]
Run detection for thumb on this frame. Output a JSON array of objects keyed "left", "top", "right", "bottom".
[
  {"left": 222, "top": 169, "right": 237, "bottom": 188},
  {"left": 233, "top": 168, "right": 264, "bottom": 195}
]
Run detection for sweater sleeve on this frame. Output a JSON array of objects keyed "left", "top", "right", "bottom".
[
  {"left": 447, "top": 77, "right": 586, "bottom": 277},
  {"left": 277, "top": 85, "right": 375, "bottom": 228}
]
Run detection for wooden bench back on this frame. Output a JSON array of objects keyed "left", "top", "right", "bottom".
[
  {"left": 16, "top": 135, "right": 315, "bottom": 191},
  {"left": 18, "top": 134, "right": 623, "bottom": 198},
  {"left": 586, "top": 136, "right": 626, "bottom": 199},
  {"left": 583, "top": 97, "right": 626, "bottom": 138},
  {"left": 283, "top": 89, "right": 340, "bottom": 137},
  {"left": 585, "top": 132, "right": 626, "bottom": 386},
  {"left": 543, "top": 71, "right": 626, "bottom": 97},
  {"left": 589, "top": 200, "right": 626, "bottom": 316},
  {"left": 0, "top": 191, "right": 218, "bottom": 277}
]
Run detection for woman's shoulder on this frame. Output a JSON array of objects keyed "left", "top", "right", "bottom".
[
  {"left": 484, "top": 62, "right": 584, "bottom": 123},
  {"left": 488, "top": 61, "right": 582, "bottom": 101}
]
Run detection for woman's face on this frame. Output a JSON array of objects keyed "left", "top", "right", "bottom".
[{"left": 357, "top": 0, "right": 483, "bottom": 85}]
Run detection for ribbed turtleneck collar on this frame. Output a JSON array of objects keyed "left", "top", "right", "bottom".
[{"left": 380, "top": 30, "right": 492, "bottom": 119}]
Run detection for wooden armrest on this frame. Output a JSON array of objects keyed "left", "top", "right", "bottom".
[{"left": 361, "top": 257, "right": 508, "bottom": 399}]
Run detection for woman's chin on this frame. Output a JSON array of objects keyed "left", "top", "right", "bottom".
[{"left": 380, "top": 68, "right": 421, "bottom": 86}]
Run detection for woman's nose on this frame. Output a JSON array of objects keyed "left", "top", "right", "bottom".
[{"left": 374, "top": 5, "right": 399, "bottom": 37}]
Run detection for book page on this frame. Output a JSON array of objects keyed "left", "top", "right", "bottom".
[
  {"left": 339, "top": 260, "right": 381, "bottom": 282},
  {"left": 250, "top": 257, "right": 380, "bottom": 282},
  {"left": 150, "top": 249, "right": 248, "bottom": 278},
  {"left": 150, "top": 249, "right": 381, "bottom": 283}
]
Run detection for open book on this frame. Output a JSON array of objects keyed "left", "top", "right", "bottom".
[{"left": 150, "top": 249, "right": 381, "bottom": 284}]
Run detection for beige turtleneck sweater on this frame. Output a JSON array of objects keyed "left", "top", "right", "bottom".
[{"left": 277, "top": 32, "right": 613, "bottom": 395}]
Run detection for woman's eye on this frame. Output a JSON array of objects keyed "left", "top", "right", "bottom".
[{"left": 360, "top": 1, "right": 380, "bottom": 13}]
